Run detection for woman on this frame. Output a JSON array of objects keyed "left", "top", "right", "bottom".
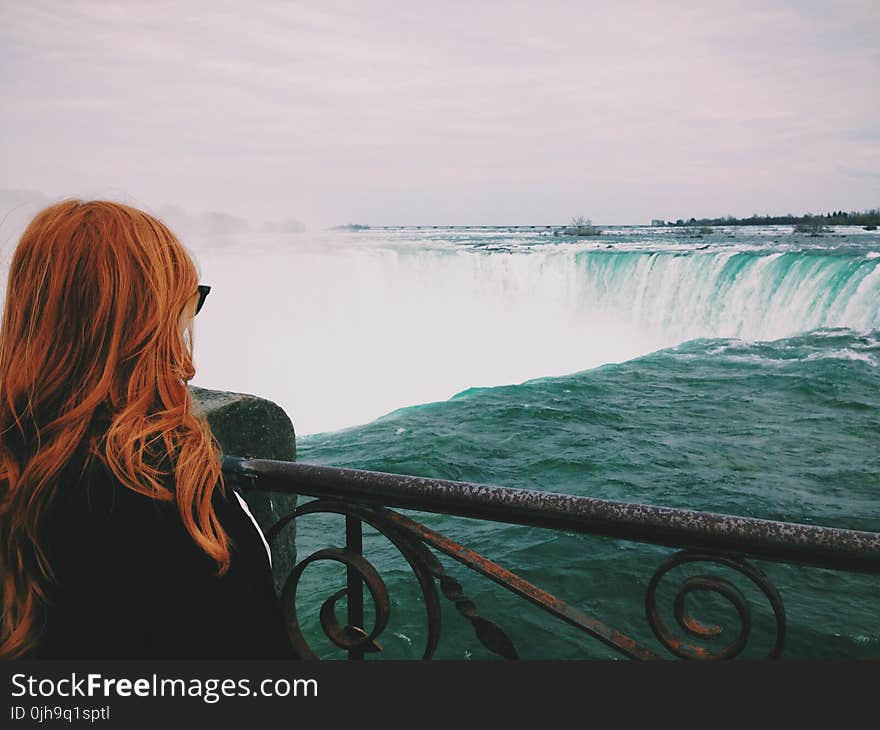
[{"left": 0, "top": 200, "right": 297, "bottom": 659}]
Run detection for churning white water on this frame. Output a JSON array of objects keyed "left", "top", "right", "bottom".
[{"left": 185, "top": 229, "right": 880, "bottom": 435}]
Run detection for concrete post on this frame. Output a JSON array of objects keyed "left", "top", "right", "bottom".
[{"left": 189, "top": 385, "right": 297, "bottom": 595}]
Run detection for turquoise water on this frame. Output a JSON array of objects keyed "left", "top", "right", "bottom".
[{"left": 286, "top": 227, "right": 880, "bottom": 659}]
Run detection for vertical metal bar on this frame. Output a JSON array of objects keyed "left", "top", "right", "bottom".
[{"left": 345, "top": 515, "right": 365, "bottom": 660}]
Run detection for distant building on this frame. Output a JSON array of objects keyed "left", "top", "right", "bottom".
[{"left": 651, "top": 219, "right": 666, "bottom": 227}]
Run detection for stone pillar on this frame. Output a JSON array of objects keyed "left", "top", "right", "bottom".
[{"left": 189, "top": 386, "right": 297, "bottom": 595}]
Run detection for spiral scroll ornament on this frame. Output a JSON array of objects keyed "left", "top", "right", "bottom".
[
  {"left": 267, "top": 499, "right": 517, "bottom": 659},
  {"left": 645, "top": 551, "right": 786, "bottom": 659}
]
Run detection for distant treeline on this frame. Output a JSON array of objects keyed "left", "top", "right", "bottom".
[{"left": 668, "top": 209, "right": 880, "bottom": 227}]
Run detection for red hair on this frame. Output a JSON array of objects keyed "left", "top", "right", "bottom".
[{"left": 0, "top": 200, "right": 230, "bottom": 658}]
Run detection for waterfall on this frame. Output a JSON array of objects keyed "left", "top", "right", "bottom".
[{"left": 188, "top": 236, "right": 880, "bottom": 434}]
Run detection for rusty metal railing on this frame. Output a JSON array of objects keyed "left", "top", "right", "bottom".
[{"left": 222, "top": 455, "right": 880, "bottom": 660}]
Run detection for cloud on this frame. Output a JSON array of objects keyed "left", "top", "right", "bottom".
[{"left": 1, "top": 0, "right": 878, "bottom": 224}]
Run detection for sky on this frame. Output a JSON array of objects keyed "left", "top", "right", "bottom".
[{"left": 1, "top": 0, "right": 878, "bottom": 227}]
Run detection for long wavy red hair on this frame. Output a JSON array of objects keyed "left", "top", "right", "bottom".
[{"left": 0, "top": 199, "right": 230, "bottom": 659}]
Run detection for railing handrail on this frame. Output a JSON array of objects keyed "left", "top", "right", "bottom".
[{"left": 222, "top": 455, "right": 880, "bottom": 574}]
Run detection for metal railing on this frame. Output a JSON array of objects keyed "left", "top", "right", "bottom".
[{"left": 222, "top": 455, "right": 880, "bottom": 660}]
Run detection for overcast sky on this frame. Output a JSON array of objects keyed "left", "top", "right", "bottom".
[{"left": 2, "top": 0, "right": 878, "bottom": 226}]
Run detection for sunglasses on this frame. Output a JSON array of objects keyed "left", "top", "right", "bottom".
[{"left": 195, "top": 284, "right": 211, "bottom": 315}]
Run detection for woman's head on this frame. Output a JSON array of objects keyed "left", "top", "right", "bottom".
[
  {"left": 3, "top": 200, "right": 201, "bottom": 408},
  {"left": 0, "top": 200, "right": 230, "bottom": 659}
]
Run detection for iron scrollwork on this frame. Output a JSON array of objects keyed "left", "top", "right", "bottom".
[
  {"left": 645, "top": 550, "right": 787, "bottom": 659},
  {"left": 267, "top": 500, "right": 788, "bottom": 661},
  {"left": 266, "top": 498, "right": 518, "bottom": 660}
]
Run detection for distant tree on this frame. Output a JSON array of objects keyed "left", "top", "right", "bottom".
[
  {"left": 794, "top": 218, "right": 831, "bottom": 235},
  {"left": 561, "top": 216, "right": 602, "bottom": 236}
]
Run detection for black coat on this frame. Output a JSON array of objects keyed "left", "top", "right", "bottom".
[{"left": 31, "top": 456, "right": 298, "bottom": 659}]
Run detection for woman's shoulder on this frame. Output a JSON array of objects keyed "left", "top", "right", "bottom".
[
  {"left": 51, "top": 455, "right": 174, "bottom": 530},
  {"left": 50, "top": 455, "right": 262, "bottom": 562},
  {"left": 46, "top": 455, "right": 228, "bottom": 590},
  {"left": 47, "top": 453, "right": 275, "bottom": 577}
]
